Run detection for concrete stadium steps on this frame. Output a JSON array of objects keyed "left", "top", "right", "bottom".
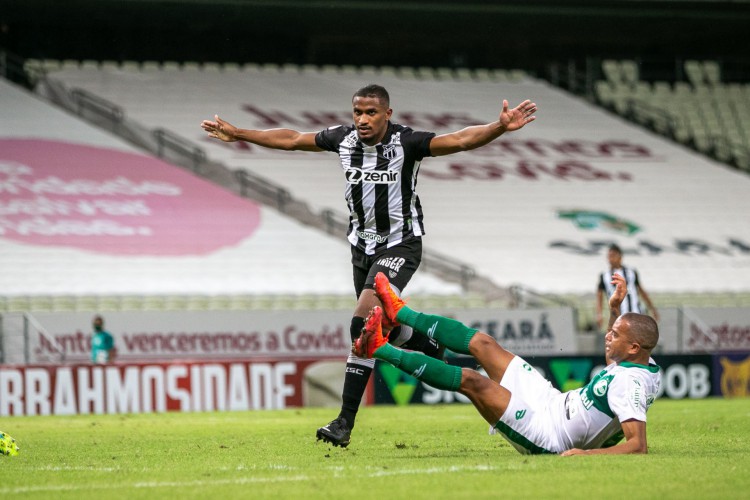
[
  {"left": 37, "top": 62, "right": 750, "bottom": 296},
  {"left": 0, "top": 78, "right": 463, "bottom": 305}
]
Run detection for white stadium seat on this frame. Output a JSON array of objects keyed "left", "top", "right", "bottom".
[
  {"left": 0, "top": 78, "right": 462, "bottom": 304},
  {"left": 30, "top": 64, "right": 750, "bottom": 298}
]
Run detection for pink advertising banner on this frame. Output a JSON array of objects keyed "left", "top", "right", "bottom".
[{"left": 0, "top": 139, "right": 261, "bottom": 255}]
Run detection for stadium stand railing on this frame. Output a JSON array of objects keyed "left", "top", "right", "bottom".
[
  {"left": 27, "top": 60, "right": 515, "bottom": 305},
  {"left": 7, "top": 55, "right": 750, "bottom": 326}
]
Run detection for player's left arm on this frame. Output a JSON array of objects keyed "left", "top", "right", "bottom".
[
  {"left": 636, "top": 283, "right": 660, "bottom": 322},
  {"left": 429, "top": 99, "right": 536, "bottom": 156},
  {"left": 561, "top": 419, "right": 647, "bottom": 456}
]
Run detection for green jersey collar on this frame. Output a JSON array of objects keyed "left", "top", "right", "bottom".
[{"left": 619, "top": 361, "right": 660, "bottom": 373}]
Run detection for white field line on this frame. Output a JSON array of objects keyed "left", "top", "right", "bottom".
[
  {"left": 0, "top": 464, "right": 497, "bottom": 494},
  {"left": 29, "top": 465, "right": 120, "bottom": 472}
]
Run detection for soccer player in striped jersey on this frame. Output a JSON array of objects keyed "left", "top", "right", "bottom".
[
  {"left": 358, "top": 271, "right": 660, "bottom": 455},
  {"left": 597, "top": 243, "right": 659, "bottom": 330},
  {"left": 201, "top": 85, "right": 537, "bottom": 447}
]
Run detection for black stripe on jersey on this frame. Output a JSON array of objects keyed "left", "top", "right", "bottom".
[
  {"left": 374, "top": 144, "right": 392, "bottom": 253},
  {"left": 349, "top": 143, "right": 366, "bottom": 248},
  {"left": 400, "top": 137, "right": 424, "bottom": 240}
]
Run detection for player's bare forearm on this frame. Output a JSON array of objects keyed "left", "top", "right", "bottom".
[
  {"left": 607, "top": 273, "right": 627, "bottom": 330},
  {"left": 561, "top": 440, "right": 647, "bottom": 456},
  {"left": 201, "top": 115, "right": 321, "bottom": 151},
  {"left": 638, "top": 286, "right": 659, "bottom": 320},
  {"left": 431, "top": 122, "right": 506, "bottom": 156},
  {"left": 430, "top": 99, "right": 536, "bottom": 156},
  {"left": 607, "top": 302, "right": 620, "bottom": 331},
  {"left": 233, "top": 128, "right": 320, "bottom": 151},
  {"left": 596, "top": 290, "right": 605, "bottom": 326},
  {"left": 562, "top": 419, "right": 648, "bottom": 456}
]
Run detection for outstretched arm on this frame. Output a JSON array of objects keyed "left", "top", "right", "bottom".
[
  {"left": 429, "top": 99, "right": 536, "bottom": 156},
  {"left": 561, "top": 419, "right": 647, "bottom": 456},
  {"left": 607, "top": 273, "right": 627, "bottom": 331},
  {"left": 605, "top": 273, "right": 627, "bottom": 365},
  {"left": 201, "top": 115, "right": 322, "bottom": 151},
  {"left": 596, "top": 288, "right": 606, "bottom": 330}
]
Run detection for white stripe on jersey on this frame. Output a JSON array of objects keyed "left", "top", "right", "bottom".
[
  {"left": 338, "top": 127, "right": 427, "bottom": 254},
  {"left": 601, "top": 267, "right": 641, "bottom": 314}
]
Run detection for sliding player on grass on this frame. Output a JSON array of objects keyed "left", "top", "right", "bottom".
[{"left": 357, "top": 272, "right": 660, "bottom": 455}]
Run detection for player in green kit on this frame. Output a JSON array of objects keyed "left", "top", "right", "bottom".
[
  {"left": 357, "top": 272, "right": 661, "bottom": 455},
  {"left": 91, "top": 315, "right": 116, "bottom": 364}
]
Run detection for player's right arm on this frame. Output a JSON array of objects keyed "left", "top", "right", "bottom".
[
  {"left": 596, "top": 288, "right": 605, "bottom": 329},
  {"left": 201, "top": 115, "right": 323, "bottom": 151},
  {"left": 605, "top": 273, "right": 627, "bottom": 365},
  {"left": 428, "top": 99, "right": 536, "bottom": 156},
  {"left": 561, "top": 419, "right": 648, "bottom": 455}
]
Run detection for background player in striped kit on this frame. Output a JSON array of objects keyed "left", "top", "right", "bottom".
[
  {"left": 201, "top": 84, "right": 537, "bottom": 447},
  {"left": 596, "top": 243, "right": 659, "bottom": 330}
]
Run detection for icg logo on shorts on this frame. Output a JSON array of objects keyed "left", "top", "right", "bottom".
[
  {"left": 376, "top": 256, "right": 405, "bottom": 273},
  {"left": 345, "top": 168, "right": 399, "bottom": 185}
]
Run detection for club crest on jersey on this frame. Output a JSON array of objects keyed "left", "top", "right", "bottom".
[
  {"left": 593, "top": 378, "right": 610, "bottom": 397},
  {"left": 345, "top": 168, "right": 399, "bottom": 185},
  {"left": 382, "top": 144, "right": 398, "bottom": 160}
]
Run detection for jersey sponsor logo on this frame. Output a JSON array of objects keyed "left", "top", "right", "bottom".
[
  {"left": 376, "top": 256, "right": 406, "bottom": 273},
  {"left": 356, "top": 230, "right": 387, "bottom": 243},
  {"left": 345, "top": 168, "right": 399, "bottom": 185},
  {"left": 343, "top": 133, "right": 358, "bottom": 148},
  {"left": 515, "top": 409, "right": 527, "bottom": 420}
]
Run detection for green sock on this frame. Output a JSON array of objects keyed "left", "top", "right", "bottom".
[
  {"left": 396, "top": 307, "right": 477, "bottom": 355},
  {"left": 374, "top": 343, "right": 462, "bottom": 392}
]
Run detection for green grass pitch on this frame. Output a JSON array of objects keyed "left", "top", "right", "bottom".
[{"left": 1, "top": 398, "right": 748, "bottom": 499}]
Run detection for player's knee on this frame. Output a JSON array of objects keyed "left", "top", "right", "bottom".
[
  {"left": 350, "top": 316, "right": 365, "bottom": 342},
  {"left": 459, "top": 368, "right": 491, "bottom": 396},
  {"left": 469, "top": 331, "right": 499, "bottom": 354}
]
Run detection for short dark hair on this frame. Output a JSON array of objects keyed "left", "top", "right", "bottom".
[
  {"left": 622, "top": 312, "right": 659, "bottom": 351},
  {"left": 353, "top": 84, "right": 390, "bottom": 107},
  {"left": 608, "top": 243, "right": 622, "bottom": 255}
]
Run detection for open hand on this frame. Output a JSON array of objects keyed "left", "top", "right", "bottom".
[
  {"left": 201, "top": 115, "right": 238, "bottom": 142},
  {"left": 499, "top": 99, "right": 537, "bottom": 132},
  {"left": 609, "top": 273, "right": 627, "bottom": 310}
]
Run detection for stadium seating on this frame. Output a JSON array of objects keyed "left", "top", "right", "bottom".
[
  {"left": 0, "top": 78, "right": 463, "bottom": 312},
  {"left": 31, "top": 61, "right": 750, "bottom": 307},
  {"left": 594, "top": 59, "right": 750, "bottom": 171}
]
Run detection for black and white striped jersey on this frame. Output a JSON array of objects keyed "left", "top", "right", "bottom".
[
  {"left": 599, "top": 267, "right": 642, "bottom": 314},
  {"left": 315, "top": 122, "right": 435, "bottom": 255}
]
